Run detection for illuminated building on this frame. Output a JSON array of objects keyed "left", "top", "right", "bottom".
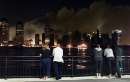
[
  {"left": 44, "top": 24, "right": 55, "bottom": 46},
  {"left": 35, "top": 34, "right": 40, "bottom": 46},
  {"left": 15, "top": 21, "right": 24, "bottom": 45},
  {"left": 0, "top": 17, "right": 9, "bottom": 46},
  {"left": 49, "top": 32, "right": 55, "bottom": 46},
  {"left": 42, "top": 33, "right": 45, "bottom": 44},
  {"left": 66, "top": 43, "right": 73, "bottom": 56}
]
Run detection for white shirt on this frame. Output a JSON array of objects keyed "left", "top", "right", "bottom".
[
  {"left": 104, "top": 48, "right": 114, "bottom": 58},
  {"left": 53, "top": 47, "right": 64, "bottom": 63},
  {"left": 95, "top": 47, "right": 102, "bottom": 51}
]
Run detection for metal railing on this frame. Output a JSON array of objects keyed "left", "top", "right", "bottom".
[
  {"left": 0, "top": 56, "right": 130, "bottom": 79},
  {"left": 121, "top": 56, "right": 130, "bottom": 75},
  {"left": 0, "top": 56, "right": 41, "bottom": 78}
]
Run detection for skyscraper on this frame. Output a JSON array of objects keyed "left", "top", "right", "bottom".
[
  {"left": 35, "top": 34, "right": 40, "bottom": 46},
  {"left": 0, "top": 17, "right": 9, "bottom": 46},
  {"left": 15, "top": 21, "right": 24, "bottom": 45},
  {"left": 42, "top": 33, "right": 45, "bottom": 44}
]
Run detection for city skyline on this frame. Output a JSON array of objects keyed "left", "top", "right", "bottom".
[{"left": 1, "top": 0, "right": 130, "bottom": 44}]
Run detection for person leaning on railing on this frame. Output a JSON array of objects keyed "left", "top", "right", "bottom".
[
  {"left": 93, "top": 44, "right": 103, "bottom": 78},
  {"left": 39, "top": 44, "right": 52, "bottom": 80},
  {"left": 104, "top": 44, "right": 115, "bottom": 78},
  {"left": 52, "top": 42, "right": 64, "bottom": 80}
]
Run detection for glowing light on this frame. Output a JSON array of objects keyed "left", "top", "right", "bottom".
[
  {"left": 8, "top": 44, "right": 14, "bottom": 46},
  {"left": 54, "top": 39, "right": 57, "bottom": 46},
  {"left": 77, "top": 42, "right": 88, "bottom": 55},
  {"left": 66, "top": 44, "right": 73, "bottom": 48},
  {"left": 78, "top": 43, "right": 87, "bottom": 49},
  {"left": 23, "top": 39, "right": 35, "bottom": 47},
  {"left": 45, "top": 38, "right": 50, "bottom": 43},
  {"left": 76, "top": 64, "right": 86, "bottom": 69},
  {"left": 92, "top": 32, "right": 95, "bottom": 34},
  {"left": 67, "top": 64, "right": 71, "bottom": 67},
  {"left": 0, "top": 43, "right": 4, "bottom": 46}
]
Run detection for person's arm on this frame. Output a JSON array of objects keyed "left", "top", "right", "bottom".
[
  {"left": 61, "top": 49, "right": 63, "bottom": 57},
  {"left": 111, "top": 49, "right": 114, "bottom": 58},
  {"left": 101, "top": 49, "right": 103, "bottom": 55},
  {"left": 52, "top": 48, "right": 55, "bottom": 56},
  {"left": 104, "top": 49, "right": 106, "bottom": 56},
  {"left": 48, "top": 49, "right": 52, "bottom": 57},
  {"left": 61, "top": 49, "right": 64, "bottom": 63}
]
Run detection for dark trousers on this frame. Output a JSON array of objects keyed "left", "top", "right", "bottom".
[
  {"left": 107, "top": 57, "right": 114, "bottom": 75},
  {"left": 41, "top": 58, "right": 51, "bottom": 77},
  {"left": 116, "top": 60, "right": 122, "bottom": 77},
  {"left": 96, "top": 60, "right": 102, "bottom": 74},
  {"left": 54, "top": 62, "right": 63, "bottom": 80}
]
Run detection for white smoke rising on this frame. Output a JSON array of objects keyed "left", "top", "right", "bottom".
[
  {"left": 24, "top": 21, "right": 45, "bottom": 43},
  {"left": 9, "top": 1, "right": 130, "bottom": 45},
  {"left": 9, "top": 26, "right": 16, "bottom": 41},
  {"left": 9, "top": 21, "right": 45, "bottom": 43}
]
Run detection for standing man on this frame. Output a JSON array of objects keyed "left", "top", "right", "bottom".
[
  {"left": 52, "top": 42, "right": 64, "bottom": 80},
  {"left": 115, "top": 46, "right": 123, "bottom": 78},
  {"left": 104, "top": 45, "right": 115, "bottom": 78},
  {"left": 93, "top": 44, "right": 103, "bottom": 78}
]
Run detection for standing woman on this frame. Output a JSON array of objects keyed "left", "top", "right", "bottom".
[
  {"left": 104, "top": 45, "right": 114, "bottom": 78},
  {"left": 93, "top": 44, "right": 103, "bottom": 78},
  {"left": 40, "top": 44, "right": 51, "bottom": 80}
]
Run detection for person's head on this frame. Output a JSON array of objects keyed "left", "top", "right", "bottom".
[
  {"left": 42, "top": 43, "right": 49, "bottom": 49},
  {"left": 56, "top": 40, "right": 61, "bottom": 47},
  {"left": 56, "top": 43, "right": 61, "bottom": 47},
  {"left": 45, "top": 44, "right": 49, "bottom": 48},
  {"left": 106, "top": 44, "right": 111, "bottom": 48}
]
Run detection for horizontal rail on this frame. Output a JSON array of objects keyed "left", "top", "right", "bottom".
[{"left": 0, "top": 56, "right": 130, "bottom": 58}]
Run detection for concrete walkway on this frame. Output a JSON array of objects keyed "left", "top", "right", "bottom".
[{"left": 0, "top": 75, "right": 130, "bottom": 82}]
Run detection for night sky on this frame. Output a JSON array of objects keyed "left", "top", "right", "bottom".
[
  {"left": 0, "top": 0, "right": 130, "bottom": 24},
  {"left": 0, "top": 0, "right": 94, "bottom": 24}
]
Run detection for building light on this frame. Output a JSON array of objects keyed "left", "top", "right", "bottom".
[
  {"left": 66, "top": 44, "right": 73, "bottom": 48},
  {"left": 45, "top": 38, "right": 50, "bottom": 44},
  {"left": 78, "top": 43, "right": 87, "bottom": 49},
  {"left": 77, "top": 42, "right": 88, "bottom": 55}
]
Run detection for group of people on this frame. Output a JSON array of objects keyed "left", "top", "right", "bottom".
[
  {"left": 39, "top": 42, "right": 123, "bottom": 80},
  {"left": 39, "top": 42, "right": 63, "bottom": 80},
  {"left": 93, "top": 44, "right": 123, "bottom": 78}
]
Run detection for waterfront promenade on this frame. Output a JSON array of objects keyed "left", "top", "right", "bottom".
[{"left": 0, "top": 75, "right": 130, "bottom": 82}]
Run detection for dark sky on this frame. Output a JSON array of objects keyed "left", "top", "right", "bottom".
[
  {"left": 0, "top": 0, "right": 130, "bottom": 24},
  {"left": 0, "top": 0, "right": 94, "bottom": 24}
]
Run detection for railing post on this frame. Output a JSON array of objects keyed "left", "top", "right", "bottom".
[
  {"left": 39, "top": 56, "right": 41, "bottom": 78},
  {"left": 72, "top": 56, "right": 74, "bottom": 77},
  {"left": 5, "top": 56, "right": 7, "bottom": 80}
]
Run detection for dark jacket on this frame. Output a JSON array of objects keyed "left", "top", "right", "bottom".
[
  {"left": 39, "top": 48, "right": 51, "bottom": 59},
  {"left": 93, "top": 48, "right": 103, "bottom": 61},
  {"left": 115, "top": 47, "right": 123, "bottom": 62}
]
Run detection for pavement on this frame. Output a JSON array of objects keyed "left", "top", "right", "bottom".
[{"left": 0, "top": 75, "right": 130, "bottom": 82}]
